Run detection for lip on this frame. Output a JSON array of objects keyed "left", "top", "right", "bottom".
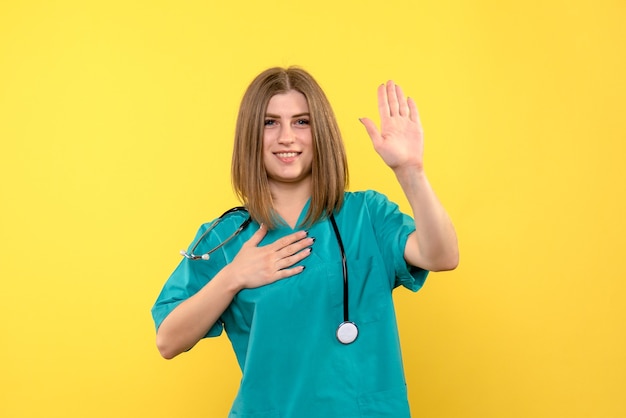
[{"left": 273, "top": 151, "right": 301, "bottom": 162}]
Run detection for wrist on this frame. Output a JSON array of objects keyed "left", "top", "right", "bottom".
[
  {"left": 215, "top": 264, "right": 245, "bottom": 295},
  {"left": 393, "top": 164, "right": 426, "bottom": 184}
]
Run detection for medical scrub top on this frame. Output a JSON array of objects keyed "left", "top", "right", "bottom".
[{"left": 152, "top": 190, "right": 428, "bottom": 418}]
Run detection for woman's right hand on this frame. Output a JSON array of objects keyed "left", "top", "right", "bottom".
[{"left": 225, "top": 224, "right": 314, "bottom": 290}]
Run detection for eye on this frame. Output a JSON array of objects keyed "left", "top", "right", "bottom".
[
  {"left": 294, "top": 118, "right": 310, "bottom": 127},
  {"left": 264, "top": 119, "right": 277, "bottom": 127}
]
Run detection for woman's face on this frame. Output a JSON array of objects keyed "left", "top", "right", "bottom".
[{"left": 262, "top": 90, "right": 313, "bottom": 192}]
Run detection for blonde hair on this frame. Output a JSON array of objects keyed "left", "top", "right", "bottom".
[{"left": 231, "top": 66, "right": 348, "bottom": 229}]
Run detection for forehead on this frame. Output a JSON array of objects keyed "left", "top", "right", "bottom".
[{"left": 266, "top": 90, "right": 309, "bottom": 114}]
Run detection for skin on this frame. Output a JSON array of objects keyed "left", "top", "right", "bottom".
[
  {"left": 262, "top": 90, "right": 314, "bottom": 227},
  {"left": 156, "top": 82, "right": 458, "bottom": 359},
  {"left": 360, "top": 81, "right": 459, "bottom": 271}
]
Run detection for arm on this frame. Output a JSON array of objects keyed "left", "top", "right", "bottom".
[
  {"left": 360, "top": 81, "right": 459, "bottom": 272},
  {"left": 156, "top": 225, "right": 314, "bottom": 359}
]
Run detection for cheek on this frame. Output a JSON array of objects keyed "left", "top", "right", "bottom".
[
  {"left": 262, "top": 133, "right": 273, "bottom": 152},
  {"left": 306, "top": 134, "right": 315, "bottom": 154}
]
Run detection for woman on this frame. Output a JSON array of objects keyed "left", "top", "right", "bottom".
[{"left": 152, "top": 66, "right": 458, "bottom": 417}]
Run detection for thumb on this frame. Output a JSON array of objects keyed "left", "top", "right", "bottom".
[
  {"left": 246, "top": 223, "right": 268, "bottom": 247},
  {"left": 359, "top": 117, "right": 381, "bottom": 144}
]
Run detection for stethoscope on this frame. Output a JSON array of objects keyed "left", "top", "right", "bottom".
[{"left": 180, "top": 207, "right": 359, "bottom": 344}]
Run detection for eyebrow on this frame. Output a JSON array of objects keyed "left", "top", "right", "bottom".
[{"left": 264, "top": 112, "right": 310, "bottom": 118}]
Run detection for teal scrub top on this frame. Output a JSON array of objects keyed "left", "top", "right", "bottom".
[{"left": 152, "top": 190, "right": 428, "bottom": 417}]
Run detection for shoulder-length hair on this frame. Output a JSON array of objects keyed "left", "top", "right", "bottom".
[{"left": 231, "top": 66, "right": 348, "bottom": 229}]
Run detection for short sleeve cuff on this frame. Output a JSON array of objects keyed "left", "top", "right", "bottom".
[{"left": 393, "top": 230, "right": 429, "bottom": 291}]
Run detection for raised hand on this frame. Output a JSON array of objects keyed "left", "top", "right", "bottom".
[{"left": 359, "top": 80, "right": 425, "bottom": 173}]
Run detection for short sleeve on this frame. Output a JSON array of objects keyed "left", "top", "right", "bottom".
[
  {"left": 363, "top": 190, "right": 429, "bottom": 292},
  {"left": 150, "top": 223, "right": 226, "bottom": 338},
  {"left": 394, "top": 228, "right": 429, "bottom": 292}
]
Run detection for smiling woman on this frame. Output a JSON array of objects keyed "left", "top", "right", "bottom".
[
  {"left": 151, "top": 66, "right": 458, "bottom": 417},
  {"left": 2, "top": 0, "right": 624, "bottom": 416}
]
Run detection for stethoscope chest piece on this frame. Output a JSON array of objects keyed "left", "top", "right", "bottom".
[{"left": 336, "top": 321, "right": 359, "bottom": 344}]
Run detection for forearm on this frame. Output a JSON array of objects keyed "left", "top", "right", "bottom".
[
  {"left": 155, "top": 267, "right": 241, "bottom": 359},
  {"left": 394, "top": 166, "right": 459, "bottom": 271}
]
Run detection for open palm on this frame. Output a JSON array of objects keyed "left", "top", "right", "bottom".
[{"left": 360, "top": 81, "right": 425, "bottom": 172}]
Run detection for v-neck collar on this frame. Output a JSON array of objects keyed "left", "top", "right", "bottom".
[{"left": 275, "top": 197, "right": 312, "bottom": 231}]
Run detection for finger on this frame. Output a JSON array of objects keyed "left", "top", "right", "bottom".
[
  {"left": 386, "top": 80, "right": 400, "bottom": 116},
  {"left": 274, "top": 264, "right": 306, "bottom": 280},
  {"left": 377, "top": 83, "right": 390, "bottom": 118},
  {"left": 276, "top": 246, "right": 313, "bottom": 270},
  {"left": 407, "top": 97, "right": 422, "bottom": 126},
  {"left": 246, "top": 223, "right": 268, "bottom": 247},
  {"left": 276, "top": 236, "right": 315, "bottom": 260},
  {"left": 272, "top": 229, "right": 309, "bottom": 251},
  {"left": 395, "top": 84, "right": 409, "bottom": 117},
  {"left": 359, "top": 117, "right": 382, "bottom": 145}
]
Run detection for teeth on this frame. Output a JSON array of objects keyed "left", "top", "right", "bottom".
[{"left": 276, "top": 152, "right": 298, "bottom": 158}]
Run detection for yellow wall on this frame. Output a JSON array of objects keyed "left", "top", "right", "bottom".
[{"left": 1, "top": 1, "right": 625, "bottom": 417}]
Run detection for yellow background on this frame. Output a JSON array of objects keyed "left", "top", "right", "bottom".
[{"left": 1, "top": 0, "right": 625, "bottom": 417}]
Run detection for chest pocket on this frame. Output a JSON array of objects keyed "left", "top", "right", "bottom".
[{"left": 325, "top": 254, "right": 392, "bottom": 325}]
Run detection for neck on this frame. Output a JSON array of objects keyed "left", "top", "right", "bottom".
[{"left": 269, "top": 180, "right": 312, "bottom": 228}]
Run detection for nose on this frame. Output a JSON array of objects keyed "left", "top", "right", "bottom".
[{"left": 278, "top": 124, "right": 295, "bottom": 144}]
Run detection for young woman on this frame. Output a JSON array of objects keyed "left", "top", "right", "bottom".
[{"left": 152, "top": 66, "right": 458, "bottom": 417}]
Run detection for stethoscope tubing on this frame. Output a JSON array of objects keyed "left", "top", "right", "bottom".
[
  {"left": 181, "top": 207, "right": 251, "bottom": 260},
  {"left": 329, "top": 214, "right": 349, "bottom": 323}
]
